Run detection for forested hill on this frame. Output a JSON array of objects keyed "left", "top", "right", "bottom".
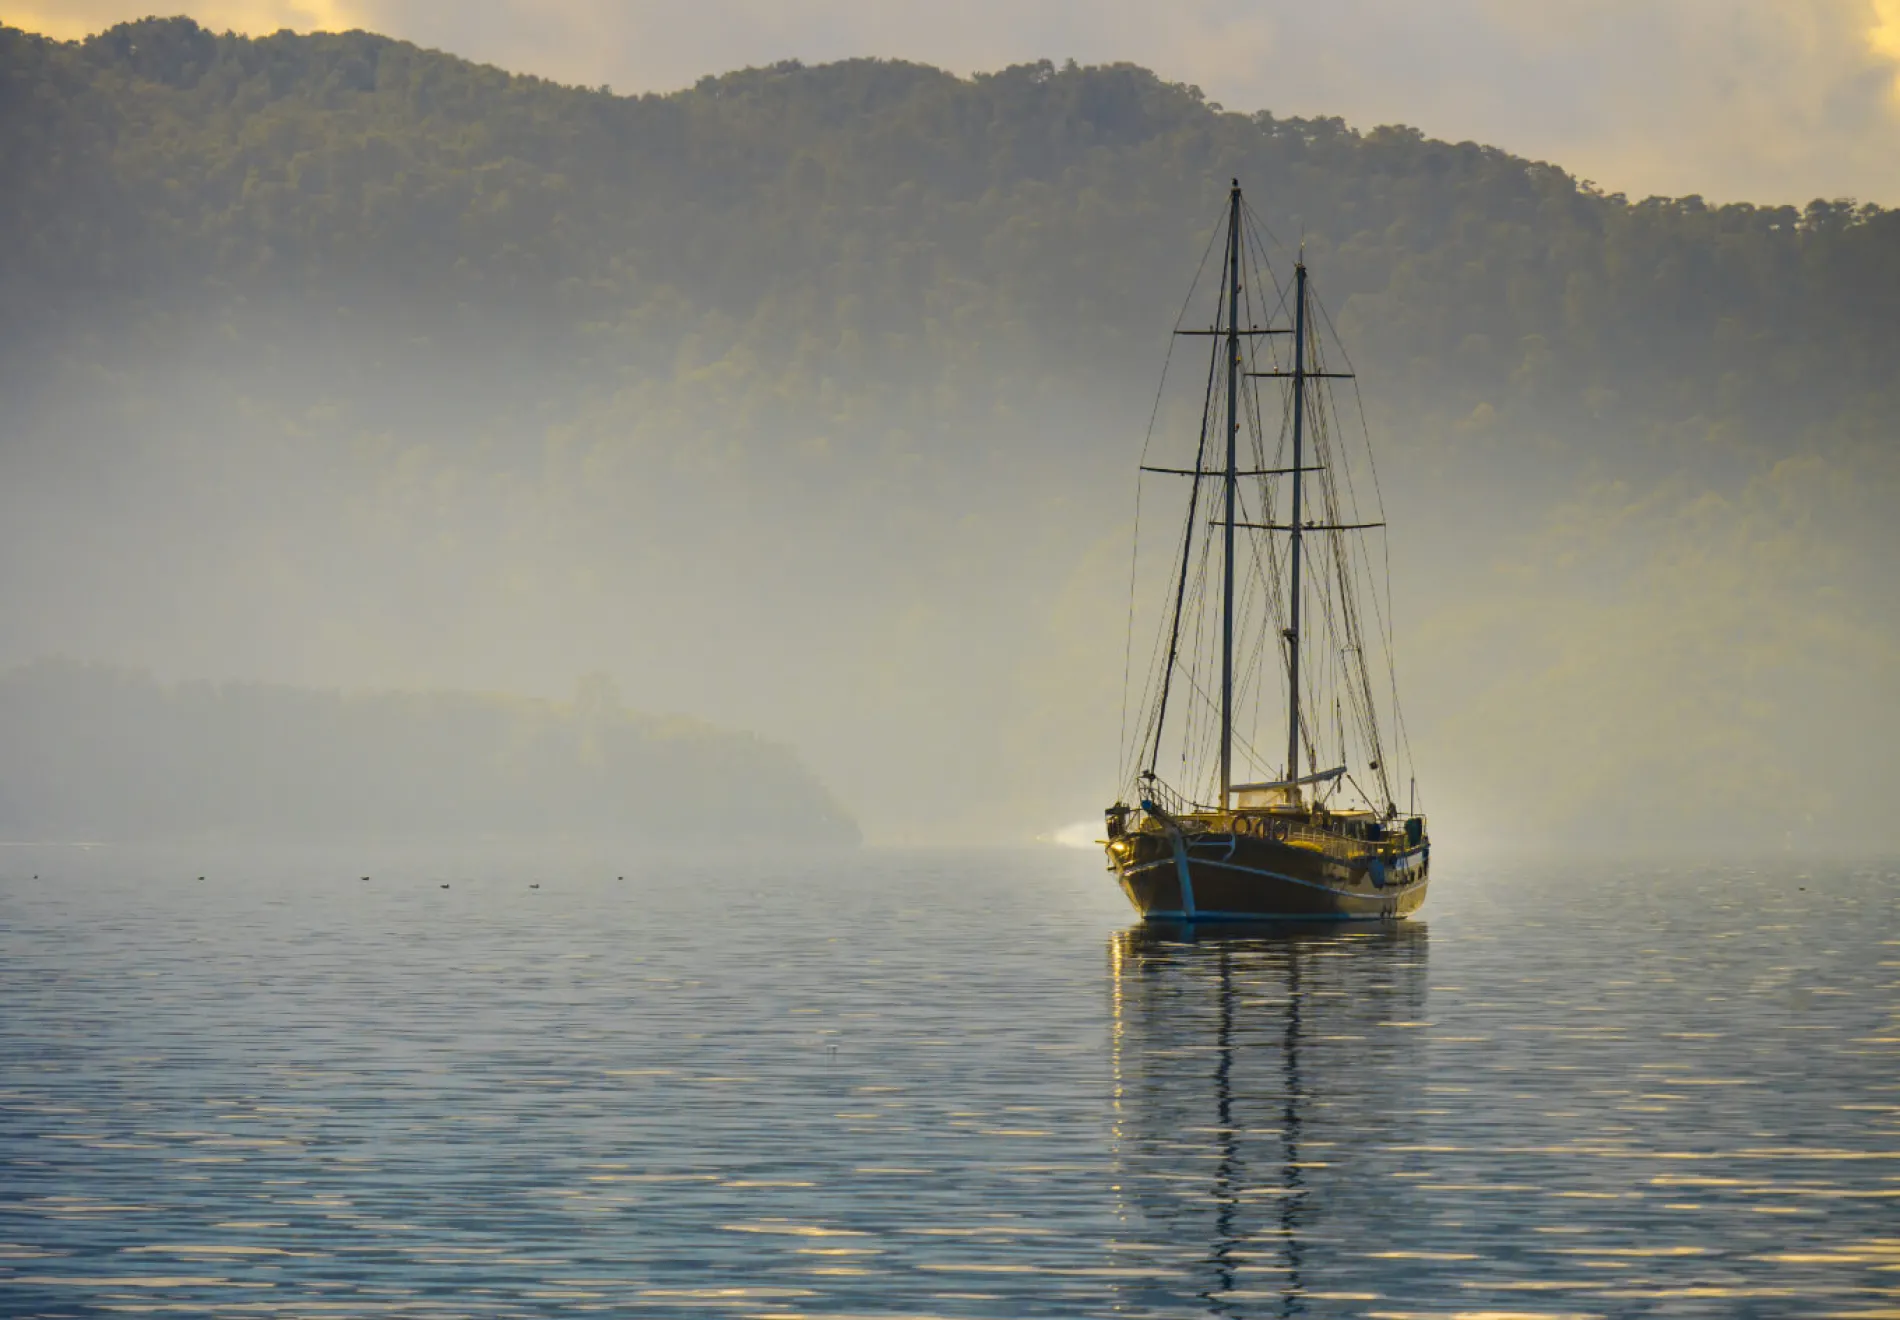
[
  {"left": 9, "top": 21, "right": 1899, "bottom": 443},
  {"left": 3, "top": 18, "right": 1896, "bottom": 848},
  {"left": 0, "top": 662, "right": 859, "bottom": 845}
]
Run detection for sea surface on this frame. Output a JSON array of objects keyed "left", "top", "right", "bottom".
[{"left": 1, "top": 846, "right": 1895, "bottom": 1319}]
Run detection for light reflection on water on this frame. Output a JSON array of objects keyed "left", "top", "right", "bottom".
[
  {"left": 1108, "top": 922, "right": 1432, "bottom": 1316},
  {"left": 0, "top": 847, "right": 1894, "bottom": 1317}
]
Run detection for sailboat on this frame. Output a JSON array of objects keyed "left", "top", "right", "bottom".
[{"left": 1104, "top": 180, "right": 1430, "bottom": 921}]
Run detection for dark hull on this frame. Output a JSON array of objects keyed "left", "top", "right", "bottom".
[{"left": 1107, "top": 828, "right": 1428, "bottom": 921}]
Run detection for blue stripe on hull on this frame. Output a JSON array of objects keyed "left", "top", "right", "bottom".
[{"left": 1130, "top": 908, "right": 1421, "bottom": 922}]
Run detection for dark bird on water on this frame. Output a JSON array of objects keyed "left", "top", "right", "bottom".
[
  {"left": 529, "top": 883, "right": 540, "bottom": 889},
  {"left": 440, "top": 883, "right": 450, "bottom": 889}
]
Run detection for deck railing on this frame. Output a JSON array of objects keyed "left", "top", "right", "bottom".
[
  {"left": 1132, "top": 775, "right": 1206, "bottom": 824},
  {"left": 1127, "top": 781, "right": 1425, "bottom": 860}
]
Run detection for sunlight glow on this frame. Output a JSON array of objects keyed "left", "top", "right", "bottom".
[
  {"left": 1050, "top": 820, "right": 1101, "bottom": 849},
  {"left": 6, "top": 1, "right": 365, "bottom": 41},
  {"left": 1872, "top": 0, "right": 1900, "bottom": 104}
]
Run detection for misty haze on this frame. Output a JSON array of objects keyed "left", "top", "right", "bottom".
[
  {"left": 3, "top": 20, "right": 1884, "bottom": 850},
  {"left": 3, "top": 12, "right": 1898, "bottom": 1320},
  {"left": 2, "top": 19, "right": 1894, "bottom": 851}
]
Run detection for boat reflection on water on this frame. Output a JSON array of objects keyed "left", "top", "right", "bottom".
[{"left": 1108, "top": 921, "right": 1429, "bottom": 1315}]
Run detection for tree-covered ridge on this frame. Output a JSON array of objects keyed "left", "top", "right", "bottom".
[
  {"left": 7, "top": 16, "right": 1897, "bottom": 440},
  {"left": 1, "top": 18, "right": 1894, "bottom": 845},
  {"left": 0, "top": 661, "right": 859, "bottom": 844}
]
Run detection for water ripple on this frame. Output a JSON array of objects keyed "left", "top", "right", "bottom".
[{"left": 0, "top": 849, "right": 1894, "bottom": 1317}]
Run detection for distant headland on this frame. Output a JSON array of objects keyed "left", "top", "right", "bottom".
[{"left": 0, "top": 661, "right": 859, "bottom": 847}]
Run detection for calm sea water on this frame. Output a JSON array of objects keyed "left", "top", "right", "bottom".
[{"left": 1, "top": 846, "right": 1895, "bottom": 1319}]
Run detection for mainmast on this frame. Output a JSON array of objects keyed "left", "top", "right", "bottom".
[
  {"left": 1285, "top": 261, "right": 1309, "bottom": 788},
  {"left": 1219, "top": 180, "right": 1241, "bottom": 812}
]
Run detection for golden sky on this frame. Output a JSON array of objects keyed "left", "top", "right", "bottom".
[
  {"left": 9, "top": 0, "right": 1900, "bottom": 204},
  {"left": 1875, "top": 0, "right": 1900, "bottom": 95}
]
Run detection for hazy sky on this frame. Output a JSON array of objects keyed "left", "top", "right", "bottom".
[{"left": 11, "top": 0, "right": 1900, "bottom": 206}]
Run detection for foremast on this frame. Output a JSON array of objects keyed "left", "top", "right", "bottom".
[
  {"left": 1218, "top": 182, "right": 1242, "bottom": 812},
  {"left": 1225, "top": 203, "right": 1314, "bottom": 805},
  {"left": 1226, "top": 206, "right": 1314, "bottom": 805},
  {"left": 1154, "top": 181, "right": 1308, "bottom": 813}
]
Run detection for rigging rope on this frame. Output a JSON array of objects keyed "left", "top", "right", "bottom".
[{"left": 1121, "top": 216, "right": 1228, "bottom": 785}]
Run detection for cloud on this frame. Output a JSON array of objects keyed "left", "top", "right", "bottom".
[
  {"left": 10, "top": 0, "right": 1900, "bottom": 202},
  {"left": 1470, "top": 0, "right": 1900, "bottom": 203}
]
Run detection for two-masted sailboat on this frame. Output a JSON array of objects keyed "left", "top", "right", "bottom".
[{"left": 1104, "top": 180, "right": 1429, "bottom": 921}]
